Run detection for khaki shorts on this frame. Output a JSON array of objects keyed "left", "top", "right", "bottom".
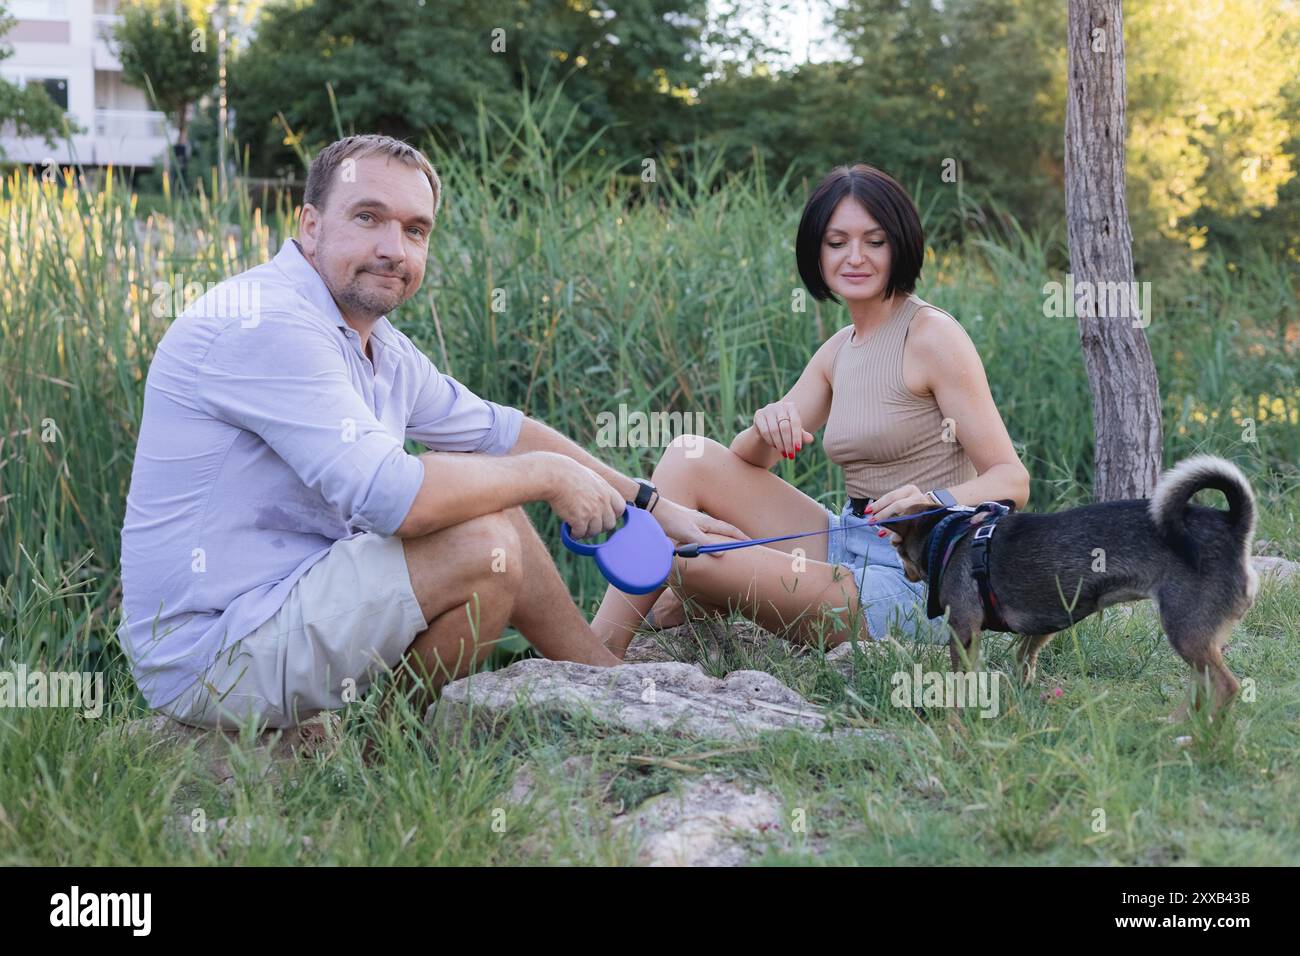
[{"left": 157, "top": 531, "right": 428, "bottom": 730}]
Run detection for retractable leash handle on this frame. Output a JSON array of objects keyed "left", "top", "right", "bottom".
[{"left": 560, "top": 504, "right": 675, "bottom": 595}]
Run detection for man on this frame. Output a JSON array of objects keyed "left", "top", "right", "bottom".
[{"left": 118, "top": 133, "right": 740, "bottom": 730}]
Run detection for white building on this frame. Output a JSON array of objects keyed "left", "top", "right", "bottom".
[{"left": 0, "top": 0, "right": 173, "bottom": 167}]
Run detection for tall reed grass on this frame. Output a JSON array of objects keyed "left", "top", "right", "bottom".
[{"left": 2, "top": 90, "right": 1296, "bottom": 689}]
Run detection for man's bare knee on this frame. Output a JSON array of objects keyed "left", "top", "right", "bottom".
[
  {"left": 462, "top": 511, "right": 524, "bottom": 582},
  {"left": 407, "top": 509, "right": 519, "bottom": 556},
  {"left": 402, "top": 510, "right": 523, "bottom": 618}
]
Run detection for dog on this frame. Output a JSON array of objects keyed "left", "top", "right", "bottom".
[{"left": 885, "top": 455, "right": 1260, "bottom": 719}]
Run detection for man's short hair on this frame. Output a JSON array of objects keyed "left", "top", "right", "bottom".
[
  {"left": 304, "top": 134, "right": 442, "bottom": 218},
  {"left": 796, "top": 163, "right": 924, "bottom": 302}
]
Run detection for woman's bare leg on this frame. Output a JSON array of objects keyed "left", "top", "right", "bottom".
[
  {"left": 593, "top": 434, "right": 861, "bottom": 656},
  {"left": 662, "top": 534, "right": 866, "bottom": 646}
]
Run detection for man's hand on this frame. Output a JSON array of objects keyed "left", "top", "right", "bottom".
[
  {"left": 541, "top": 453, "right": 627, "bottom": 539},
  {"left": 507, "top": 419, "right": 747, "bottom": 552},
  {"left": 651, "top": 497, "right": 747, "bottom": 557}
]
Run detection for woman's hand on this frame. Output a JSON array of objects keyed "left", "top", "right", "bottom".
[
  {"left": 651, "top": 497, "right": 747, "bottom": 558},
  {"left": 753, "top": 400, "right": 816, "bottom": 460},
  {"left": 864, "top": 483, "right": 934, "bottom": 539}
]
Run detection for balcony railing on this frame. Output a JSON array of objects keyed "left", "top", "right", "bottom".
[{"left": 95, "top": 109, "right": 169, "bottom": 140}]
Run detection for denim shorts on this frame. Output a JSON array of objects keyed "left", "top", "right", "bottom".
[{"left": 825, "top": 501, "right": 948, "bottom": 643}]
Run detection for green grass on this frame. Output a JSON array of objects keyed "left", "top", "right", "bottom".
[
  {"left": 3, "top": 582, "right": 1296, "bottom": 865},
  {"left": 1, "top": 94, "right": 1298, "bottom": 864}
]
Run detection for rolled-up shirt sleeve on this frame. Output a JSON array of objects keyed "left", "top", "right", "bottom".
[
  {"left": 406, "top": 347, "right": 523, "bottom": 454},
  {"left": 195, "top": 315, "right": 425, "bottom": 536}
]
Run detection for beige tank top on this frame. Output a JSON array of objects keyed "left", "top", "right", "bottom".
[{"left": 822, "top": 293, "right": 978, "bottom": 500}]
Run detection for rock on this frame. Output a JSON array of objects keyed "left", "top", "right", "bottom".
[
  {"left": 429, "top": 658, "right": 879, "bottom": 742},
  {"left": 824, "top": 639, "right": 894, "bottom": 675},
  {"left": 624, "top": 618, "right": 778, "bottom": 664},
  {"left": 612, "top": 774, "right": 784, "bottom": 866},
  {"left": 628, "top": 619, "right": 934, "bottom": 677},
  {"left": 500, "top": 759, "right": 787, "bottom": 865},
  {"left": 505, "top": 755, "right": 602, "bottom": 810},
  {"left": 114, "top": 712, "right": 340, "bottom": 785},
  {"left": 622, "top": 632, "right": 682, "bottom": 664},
  {"left": 1252, "top": 555, "right": 1300, "bottom": 585},
  {"left": 166, "top": 811, "right": 315, "bottom": 852},
  {"left": 494, "top": 755, "right": 616, "bottom": 864}
]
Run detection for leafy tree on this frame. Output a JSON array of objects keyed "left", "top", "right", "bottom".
[
  {"left": 830, "top": 0, "right": 1066, "bottom": 228},
  {"left": 232, "top": 0, "right": 513, "bottom": 176},
  {"left": 0, "top": 3, "right": 80, "bottom": 153},
  {"left": 231, "top": 0, "right": 712, "bottom": 178},
  {"left": 697, "top": 0, "right": 1298, "bottom": 259},
  {"left": 211, "top": 0, "right": 1300, "bottom": 260},
  {"left": 1125, "top": 0, "right": 1300, "bottom": 251},
  {"left": 692, "top": 0, "right": 1067, "bottom": 237},
  {"left": 115, "top": 0, "right": 219, "bottom": 156}
]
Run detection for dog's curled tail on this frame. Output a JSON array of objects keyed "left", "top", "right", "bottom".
[{"left": 1148, "top": 454, "right": 1257, "bottom": 555}]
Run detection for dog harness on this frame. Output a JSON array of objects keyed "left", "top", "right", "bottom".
[{"left": 925, "top": 501, "right": 1014, "bottom": 632}]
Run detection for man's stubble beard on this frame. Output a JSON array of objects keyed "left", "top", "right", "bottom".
[
  {"left": 319, "top": 234, "right": 414, "bottom": 320},
  {"left": 334, "top": 273, "right": 409, "bottom": 319}
]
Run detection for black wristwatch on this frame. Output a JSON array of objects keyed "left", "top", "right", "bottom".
[{"left": 632, "top": 477, "right": 657, "bottom": 510}]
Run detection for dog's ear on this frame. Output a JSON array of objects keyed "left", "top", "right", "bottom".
[
  {"left": 880, "top": 501, "right": 934, "bottom": 555},
  {"left": 884, "top": 501, "right": 948, "bottom": 577},
  {"left": 885, "top": 501, "right": 937, "bottom": 542}
]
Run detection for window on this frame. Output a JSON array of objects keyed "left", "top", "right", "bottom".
[
  {"left": 10, "top": 0, "right": 70, "bottom": 19},
  {"left": 31, "top": 77, "right": 69, "bottom": 110}
]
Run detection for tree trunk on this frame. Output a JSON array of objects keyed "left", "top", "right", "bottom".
[{"left": 1065, "top": 0, "right": 1163, "bottom": 500}]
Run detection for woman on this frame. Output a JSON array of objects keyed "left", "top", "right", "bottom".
[{"left": 592, "top": 163, "right": 1030, "bottom": 658}]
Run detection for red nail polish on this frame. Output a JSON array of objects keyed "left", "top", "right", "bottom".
[
  {"left": 865, "top": 507, "right": 873, "bottom": 514},
  {"left": 795, "top": 445, "right": 801, "bottom": 452}
]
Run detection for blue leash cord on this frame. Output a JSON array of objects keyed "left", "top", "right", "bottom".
[
  {"left": 673, "top": 505, "right": 954, "bottom": 557},
  {"left": 563, "top": 503, "right": 973, "bottom": 594}
]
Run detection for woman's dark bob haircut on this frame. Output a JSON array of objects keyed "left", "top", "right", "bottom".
[{"left": 796, "top": 163, "right": 924, "bottom": 303}]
